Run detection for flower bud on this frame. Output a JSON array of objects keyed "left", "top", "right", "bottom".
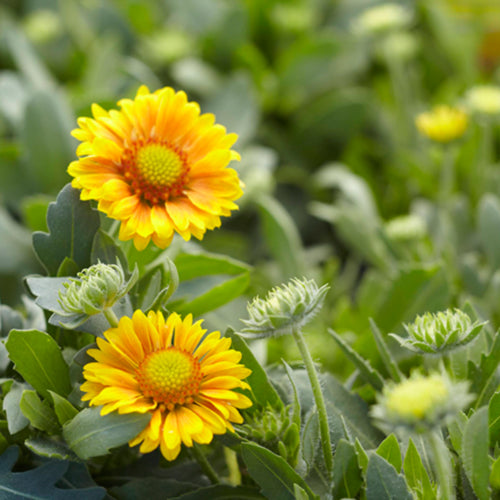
[
  {"left": 241, "top": 278, "right": 329, "bottom": 338},
  {"left": 58, "top": 262, "right": 138, "bottom": 320},
  {"left": 371, "top": 372, "right": 473, "bottom": 433},
  {"left": 416, "top": 105, "right": 468, "bottom": 143},
  {"left": 391, "top": 309, "right": 486, "bottom": 355}
]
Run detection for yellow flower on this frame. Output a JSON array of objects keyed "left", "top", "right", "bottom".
[
  {"left": 81, "top": 310, "right": 252, "bottom": 461},
  {"left": 385, "top": 374, "right": 449, "bottom": 420},
  {"left": 416, "top": 105, "right": 468, "bottom": 143},
  {"left": 465, "top": 85, "right": 500, "bottom": 115},
  {"left": 68, "top": 86, "right": 242, "bottom": 250}
]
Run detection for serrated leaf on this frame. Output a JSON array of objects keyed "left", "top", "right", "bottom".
[
  {"left": 403, "top": 438, "right": 436, "bottom": 500},
  {"left": 332, "top": 439, "right": 362, "bottom": 499},
  {"left": 20, "top": 390, "right": 59, "bottom": 434},
  {"left": 328, "top": 329, "right": 384, "bottom": 390},
  {"left": 462, "top": 406, "right": 491, "bottom": 500},
  {"left": 366, "top": 453, "right": 413, "bottom": 500},
  {"left": 226, "top": 330, "right": 283, "bottom": 413},
  {"left": 33, "top": 184, "right": 100, "bottom": 276},
  {"left": 0, "top": 446, "right": 104, "bottom": 499},
  {"left": 322, "top": 374, "right": 384, "bottom": 449},
  {"left": 302, "top": 409, "right": 320, "bottom": 472},
  {"left": 49, "top": 391, "right": 79, "bottom": 425},
  {"left": 2, "top": 381, "right": 29, "bottom": 434},
  {"left": 63, "top": 407, "right": 151, "bottom": 459},
  {"left": 241, "top": 442, "right": 317, "bottom": 500},
  {"left": 5, "top": 329, "right": 71, "bottom": 398},
  {"left": 376, "top": 434, "right": 402, "bottom": 473}
]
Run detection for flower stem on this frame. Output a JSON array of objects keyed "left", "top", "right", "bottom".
[
  {"left": 192, "top": 443, "right": 220, "bottom": 484},
  {"left": 224, "top": 447, "right": 241, "bottom": 485},
  {"left": 292, "top": 326, "right": 333, "bottom": 476},
  {"left": 103, "top": 308, "right": 119, "bottom": 328},
  {"left": 428, "top": 430, "right": 454, "bottom": 500}
]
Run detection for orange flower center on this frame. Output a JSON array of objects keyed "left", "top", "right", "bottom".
[
  {"left": 136, "top": 347, "right": 202, "bottom": 410},
  {"left": 121, "top": 141, "right": 190, "bottom": 204}
]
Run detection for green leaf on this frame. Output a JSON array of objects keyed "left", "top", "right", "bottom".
[
  {"left": 25, "top": 436, "right": 77, "bottom": 461},
  {"left": 462, "top": 406, "right": 491, "bottom": 500},
  {"left": 366, "top": 453, "right": 413, "bottom": 500},
  {"left": 293, "top": 484, "right": 309, "bottom": 500},
  {"left": 173, "top": 251, "right": 251, "bottom": 317},
  {"left": 322, "top": 373, "right": 384, "bottom": 449},
  {"left": 403, "top": 438, "right": 436, "bottom": 500},
  {"left": 2, "top": 381, "right": 29, "bottom": 434},
  {"left": 369, "top": 319, "right": 403, "bottom": 382},
  {"left": 328, "top": 329, "right": 385, "bottom": 391},
  {"left": 48, "top": 391, "right": 79, "bottom": 425},
  {"left": 33, "top": 184, "right": 100, "bottom": 276},
  {"left": 21, "top": 195, "right": 52, "bottom": 233},
  {"left": 91, "top": 229, "right": 128, "bottom": 268},
  {"left": 63, "top": 407, "right": 151, "bottom": 459},
  {"left": 354, "top": 438, "right": 369, "bottom": 475},
  {"left": 5, "top": 329, "right": 71, "bottom": 399},
  {"left": 0, "top": 446, "right": 104, "bottom": 499},
  {"left": 478, "top": 194, "right": 500, "bottom": 271},
  {"left": 282, "top": 361, "right": 301, "bottom": 430},
  {"left": 173, "top": 484, "right": 265, "bottom": 499},
  {"left": 226, "top": 330, "right": 283, "bottom": 413},
  {"left": 448, "top": 411, "right": 468, "bottom": 455},
  {"left": 256, "top": 195, "right": 305, "bottom": 279},
  {"left": 241, "top": 442, "right": 317, "bottom": 500},
  {"left": 109, "top": 478, "right": 198, "bottom": 499},
  {"left": 374, "top": 265, "right": 450, "bottom": 334},
  {"left": 489, "top": 391, "right": 500, "bottom": 445},
  {"left": 332, "top": 439, "right": 362, "bottom": 499},
  {"left": 376, "top": 434, "right": 402, "bottom": 473},
  {"left": 301, "top": 409, "right": 320, "bottom": 472},
  {"left": 20, "top": 390, "right": 59, "bottom": 434},
  {"left": 490, "top": 455, "right": 500, "bottom": 490}
]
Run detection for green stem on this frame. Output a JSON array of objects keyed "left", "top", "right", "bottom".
[
  {"left": 192, "top": 443, "right": 220, "bottom": 484},
  {"left": 224, "top": 447, "right": 241, "bottom": 486},
  {"left": 439, "top": 145, "right": 456, "bottom": 207},
  {"left": 103, "top": 308, "right": 119, "bottom": 328},
  {"left": 292, "top": 327, "right": 333, "bottom": 476},
  {"left": 477, "top": 121, "right": 493, "bottom": 201},
  {"left": 428, "top": 430, "right": 454, "bottom": 500}
]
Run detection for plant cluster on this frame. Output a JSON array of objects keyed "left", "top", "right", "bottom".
[{"left": 0, "top": 1, "right": 500, "bottom": 499}]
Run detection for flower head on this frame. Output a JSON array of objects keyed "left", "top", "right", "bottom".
[
  {"left": 416, "top": 105, "right": 468, "bottom": 143},
  {"left": 465, "top": 85, "right": 500, "bottom": 115},
  {"left": 391, "top": 309, "right": 486, "bottom": 355},
  {"left": 352, "top": 3, "right": 412, "bottom": 36},
  {"left": 241, "top": 278, "right": 329, "bottom": 338},
  {"left": 58, "top": 262, "right": 137, "bottom": 326},
  {"left": 81, "top": 310, "right": 252, "bottom": 461},
  {"left": 68, "top": 85, "right": 242, "bottom": 250},
  {"left": 371, "top": 372, "right": 472, "bottom": 433}
]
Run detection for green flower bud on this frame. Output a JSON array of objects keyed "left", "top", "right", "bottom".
[
  {"left": 371, "top": 372, "right": 473, "bottom": 434},
  {"left": 391, "top": 309, "right": 486, "bottom": 355},
  {"left": 58, "top": 262, "right": 138, "bottom": 323},
  {"left": 241, "top": 278, "right": 329, "bottom": 338},
  {"left": 385, "top": 214, "right": 427, "bottom": 242},
  {"left": 239, "top": 404, "right": 300, "bottom": 466}
]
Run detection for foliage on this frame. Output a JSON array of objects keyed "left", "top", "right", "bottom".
[{"left": 0, "top": 0, "right": 500, "bottom": 498}]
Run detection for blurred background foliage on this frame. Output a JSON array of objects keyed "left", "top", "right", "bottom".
[{"left": 1, "top": 0, "right": 500, "bottom": 378}]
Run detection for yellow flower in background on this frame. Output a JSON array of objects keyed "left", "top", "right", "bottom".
[
  {"left": 68, "top": 86, "right": 242, "bottom": 250},
  {"left": 371, "top": 372, "right": 473, "bottom": 433},
  {"left": 465, "top": 85, "right": 500, "bottom": 115},
  {"left": 416, "top": 105, "right": 468, "bottom": 143},
  {"left": 81, "top": 310, "right": 252, "bottom": 461}
]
